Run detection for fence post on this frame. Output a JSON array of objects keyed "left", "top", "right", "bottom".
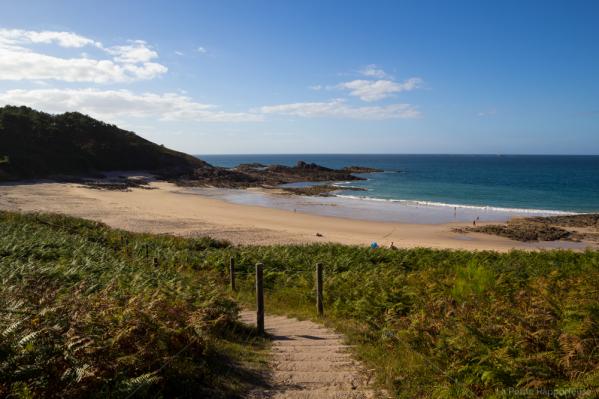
[
  {"left": 316, "top": 263, "right": 324, "bottom": 316},
  {"left": 229, "top": 257, "right": 236, "bottom": 291},
  {"left": 256, "top": 262, "right": 264, "bottom": 335}
]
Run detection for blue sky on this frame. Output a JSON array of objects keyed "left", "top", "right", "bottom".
[{"left": 0, "top": 0, "right": 598, "bottom": 154}]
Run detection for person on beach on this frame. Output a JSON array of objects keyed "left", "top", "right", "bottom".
[{"left": 473, "top": 220, "right": 476, "bottom": 226}]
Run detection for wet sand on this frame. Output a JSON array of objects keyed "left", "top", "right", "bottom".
[{"left": 0, "top": 180, "right": 594, "bottom": 251}]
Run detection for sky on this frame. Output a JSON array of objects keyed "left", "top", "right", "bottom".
[{"left": 0, "top": 0, "right": 598, "bottom": 155}]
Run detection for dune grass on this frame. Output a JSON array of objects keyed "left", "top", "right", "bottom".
[{"left": 1, "top": 211, "right": 598, "bottom": 398}]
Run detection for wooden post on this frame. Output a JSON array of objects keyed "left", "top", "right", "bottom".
[
  {"left": 316, "top": 263, "right": 324, "bottom": 316},
  {"left": 256, "top": 262, "right": 264, "bottom": 335},
  {"left": 229, "top": 257, "right": 236, "bottom": 291}
]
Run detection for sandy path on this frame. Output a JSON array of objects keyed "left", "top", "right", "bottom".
[{"left": 240, "top": 311, "right": 380, "bottom": 399}]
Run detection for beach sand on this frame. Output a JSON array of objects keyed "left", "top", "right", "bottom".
[{"left": 0, "top": 181, "right": 594, "bottom": 251}]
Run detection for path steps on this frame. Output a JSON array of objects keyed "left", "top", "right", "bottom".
[{"left": 240, "top": 311, "right": 384, "bottom": 399}]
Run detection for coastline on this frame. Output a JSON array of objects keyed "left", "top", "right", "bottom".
[
  {"left": 334, "top": 194, "right": 577, "bottom": 216},
  {"left": 0, "top": 180, "right": 594, "bottom": 251},
  {"left": 185, "top": 185, "right": 573, "bottom": 225}
]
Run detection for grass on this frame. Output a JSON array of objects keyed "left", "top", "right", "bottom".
[
  {"left": 203, "top": 245, "right": 599, "bottom": 398},
  {"left": 1, "top": 211, "right": 598, "bottom": 398},
  {"left": 0, "top": 211, "right": 268, "bottom": 398}
]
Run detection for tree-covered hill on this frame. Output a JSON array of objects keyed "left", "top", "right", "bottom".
[{"left": 0, "top": 106, "right": 208, "bottom": 180}]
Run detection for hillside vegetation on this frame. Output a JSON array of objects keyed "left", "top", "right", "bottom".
[
  {"left": 0, "top": 106, "right": 206, "bottom": 180},
  {"left": 0, "top": 212, "right": 266, "bottom": 398},
  {"left": 207, "top": 247, "right": 599, "bottom": 398},
  {"left": 0, "top": 106, "right": 379, "bottom": 187},
  {"left": 1, "top": 211, "right": 598, "bottom": 398}
]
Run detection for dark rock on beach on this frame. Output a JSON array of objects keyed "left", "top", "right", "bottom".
[
  {"left": 525, "top": 214, "right": 599, "bottom": 229},
  {"left": 280, "top": 184, "right": 367, "bottom": 197},
  {"left": 464, "top": 222, "right": 571, "bottom": 242},
  {"left": 235, "top": 163, "right": 268, "bottom": 171},
  {"left": 342, "top": 166, "right": 384, "bottom": 173},
  {"left": 456, "top": 213, "right": 599, "bottom": 243},
  {"left": 260, "top": 161, "right": 364, "bottom": 183},
  {"left": 178, "top": 160, "right": 376, "bottom": 189}
]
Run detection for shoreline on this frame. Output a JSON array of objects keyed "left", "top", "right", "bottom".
[
  {"left": 182, "top": 185, "right": 572, "bottom": 225},
  {"left": 0, "top": 180, "right": 595, "bottom": 251},
  {"left": 334, "top": 193, "right": 578, "bottom": 216}
]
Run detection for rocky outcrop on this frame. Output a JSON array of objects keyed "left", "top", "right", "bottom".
[
  {"left": 342, "top": 166, "right": 383, "bottom": 173},
  {"left": 181, "top": 160, "right": 377, "bottom": 189},
  {"left": 281, "top": 184, "right": 367, "bottom": 197},
  {"left": 456, "top": 214, "right": 599, "bottom": 242}
]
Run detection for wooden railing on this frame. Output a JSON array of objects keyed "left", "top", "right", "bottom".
[{"left": 228, "top": 257, "right": 324, "bottom": 336}]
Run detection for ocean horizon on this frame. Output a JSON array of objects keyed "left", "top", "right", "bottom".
[{"left": 198, "top": 154, "right": 599, "bottom": 215}]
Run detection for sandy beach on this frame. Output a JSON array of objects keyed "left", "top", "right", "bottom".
[{"left": 0, "top": 180, "right": 594, "bottom": 251}]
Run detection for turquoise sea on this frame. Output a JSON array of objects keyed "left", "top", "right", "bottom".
[{"left": 200, "top": 155, "right": 599, "bottom": 214}]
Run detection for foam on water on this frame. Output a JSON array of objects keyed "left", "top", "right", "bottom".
[{"left": 334, "top": 194, "right": 577, "bottom": 216}]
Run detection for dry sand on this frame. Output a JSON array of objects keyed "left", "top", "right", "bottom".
[
  {"left": 240, "top": 311, "right": 380, "bottom": 399},
  {"left": 0, "top": 180, "right": 594, "bottom": 251}
]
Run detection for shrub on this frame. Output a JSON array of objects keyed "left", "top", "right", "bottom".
[{"left": 0, "top": 212, "right": 263, "bottom": 398}]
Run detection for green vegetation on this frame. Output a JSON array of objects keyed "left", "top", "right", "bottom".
[
  {"left": 1, "top": 211, "right": 598, "bottom": 398},
  {"left": 205, "top": 246, "right": 599, "bottom": 398},
  {"left": 0, "top": 106, "right": 206, "bottom": 180},
  {"left": 0, "top": 212, "right": 267, "bottom": 398},
  {"left": 0, "top": 106, "right": 377, "bottom": 189}
]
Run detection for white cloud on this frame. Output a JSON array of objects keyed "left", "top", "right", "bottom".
[
  {"left": 106, "top": 40, "right": 158, "bottom": 63},
  {"left": 0, "top": 28, "right": 167, "bottom": 83},
  {"left": 359, "top": 64, "right": 388, "bottom": 79},
  {"left": 197, "top": 46, "right": 207, "bottom": 54},
  {"left": 259, "top": 99, "right": 419, "bottom": 120},
  {"left": 0, "top": 49, "right": 167, "bottom": 83},
  {"left": 0, "top": 88, "right": 263, "bottom": 122},
  {"left": 0, "top": 89, "right": 418, "bottom": 122},
  {"left": 337, "top": 78, "right": 423, "bottom": 102},
  {"left": 0, "top": 28, "right": 101, "bottom": 48},
  {"left": 309, "top": 85, "right": 323, "bottom": 91},
  {"left": 174, "top": 50, "right": 184, "bottom": 56}
]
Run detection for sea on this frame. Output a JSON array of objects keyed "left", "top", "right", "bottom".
[{"left": 196, "top": 154, "right": 599, "bottom": 224}]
